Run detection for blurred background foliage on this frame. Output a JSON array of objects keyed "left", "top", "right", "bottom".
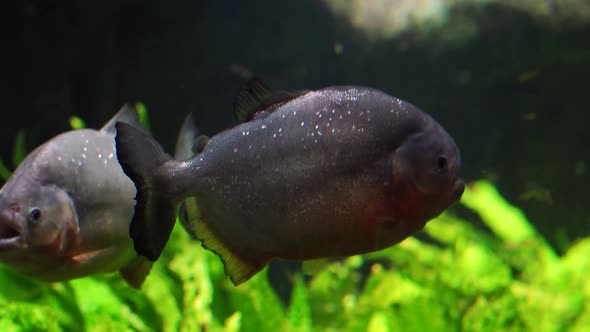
[{"left": 0, "top": 177, "right": 589, "bottom": 331}]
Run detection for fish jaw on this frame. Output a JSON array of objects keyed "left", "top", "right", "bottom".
[{"left": 0, "top": 206, "right": 27, "bottom": 251}]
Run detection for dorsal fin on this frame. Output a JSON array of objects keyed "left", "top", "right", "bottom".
[
  {"left": 233, "top": 78, "right": 309, "bottom": 122},
  {"left": 174, "top": 113, "right": 209, "bottom": 161},
  {"left": 100, "top": 104, "right": 142, "bottom": 134}
]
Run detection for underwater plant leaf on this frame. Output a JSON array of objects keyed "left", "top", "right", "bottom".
[
  {"left": 169, "top": 233, "right": 219, "bottom": 332},
  {"left": 135, "top": 102, "right": 151, "bottom": 131},
  {"left": 367, "top": 311, "right": 392, "bottom": 332},
  {"left": 227, "top": 269, "right": 284, "bottom": 332},
  {"left": 461, "top": 180, "right": 559, "bottom": 271},
  {"left": 70, "top": 278, "right": 157, "bottom": 332},
  {"left": 12, "top": 129, "right": 27, "bottom": 168},
  {"left": 223, "top": 312, "right": 241, "bottom": 332},
  {"left": 68, "top": 116, "right": 86, "bottom": 130},
  {"left": 461, "top": 181, "right": 535, "bottom": 242},
  {"left": 424, "top": 213, "right": 498, "bottom": 248},
  {"left": 359, "top": 263, "right": 430, "bottom": 308},
  {"left": 0, "top": 158, "right": 12, "bottom": 180},
  {"left": 287, "top": 275, "right": 311, "bottom": 332},
  {"left": 441, "top": 238, "right": 512, "bottom": 295},
  {"left": 461, "top": 293, "right": 521, "bottom": 331}
]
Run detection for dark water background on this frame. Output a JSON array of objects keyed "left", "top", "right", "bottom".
[{"left": 1, "top": 0, "right": 588, "bottom": 254}]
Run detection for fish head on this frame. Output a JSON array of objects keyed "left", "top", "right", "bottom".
[
  {"left": 0, "top": 168, "right": 79, "bottom": 274},
  {"left": 390, "top": 120, "right": 464, "bottom": 220}
]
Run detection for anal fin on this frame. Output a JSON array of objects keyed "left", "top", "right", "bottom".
[
  {"left": 119, "top": 256, "right": 153, "bottom": 289},
  {"left": 179, "top": 199, "right": 267, "bottom": 286}
]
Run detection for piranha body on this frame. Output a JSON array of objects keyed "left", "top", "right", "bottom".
[
  {"left": 0, "top": 106, "right": 151, "bottom": 288},
  {"left": 115, "top": 80, "right": 465, "bottom": 285}
]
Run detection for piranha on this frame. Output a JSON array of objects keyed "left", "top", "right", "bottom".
[
  {"left": 0, "top": 106, "right": 152, "bottom": 288},
  {"left": 115, "top": 79, "right": 465, "bottom": 285}
]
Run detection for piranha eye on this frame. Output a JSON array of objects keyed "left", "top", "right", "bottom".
[
  {"left": 29, "top": 208, "right": 42, "bottom": 222},
  {"left": 435, "top": 155, "right": 448, "bottom": 172}
]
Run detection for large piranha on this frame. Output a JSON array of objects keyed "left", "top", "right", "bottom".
[{"left": 115, "top": 80, "right": 465, "bottom": 285}]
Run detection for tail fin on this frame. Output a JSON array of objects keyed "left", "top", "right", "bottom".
[{"left": 114, "top": 122, "right": 178, "bottom": 261}]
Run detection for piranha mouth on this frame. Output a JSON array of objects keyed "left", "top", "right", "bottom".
[
  {"left": 450, "top": 179, "right": 465, "bottom": 202},
  {"left": 0, "top": 212, "right": 24, "bottom": 249}
]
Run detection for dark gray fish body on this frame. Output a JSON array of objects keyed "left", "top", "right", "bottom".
[
  {"left": 0, "top": 106, "right": 151, "bottom": 288},
  {"left": 116, "top": 81, "right": 464, "bottom": 285}
]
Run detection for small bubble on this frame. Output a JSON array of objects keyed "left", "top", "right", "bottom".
[
  {"left": 315, "top": 124, "right": 319, "bottom": 129},
  {"left": 347, "top": 110, "right": 351, "bottom": 115},
  {"left": 57, "top": 156, "right": 62, "bottom": 161},
  {"left": 83, "top": 147, "right": 88, "bottom": 152},
  {"left": 108, "top": 153, "right": 114, "bottom": 159},
  {"left": 233, "top": 148, "right": 238, "bottom": 153},
  {"left": 81, "top": 153, "right": 86, "bottom": 159},
  {"left": 278, "top": 128, "right": 282, "bottom": 133},
  {"left": 301, "top": 121, "right": 305, "bottom": 126},
  {"left": 261, "top": 124, "right": 267, "bottom": 129},
  {"left": 98, "top": 154, "right": 102, "bottom": 159},
  {"left": 273, "top": 134, "right": 277, "bottom": 138}
]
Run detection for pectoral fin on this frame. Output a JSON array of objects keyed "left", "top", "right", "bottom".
[{"left": 119, "top": 256, "right": 153, "bottom": 289}]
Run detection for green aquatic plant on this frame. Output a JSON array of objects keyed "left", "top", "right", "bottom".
[
  {"left": 0, "top": 129, "right": 27, "bottom": 181},
  {"left": 0, "top": 181, "right": 588, "bottom": 331},
  {"left": 0, "top": 111, "right": 588, "bottom": 331}
]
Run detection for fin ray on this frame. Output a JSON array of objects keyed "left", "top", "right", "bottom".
[
  {"left": 233, "top": 78, "right": 309, "bottom": 122},
  {"left": 119, "top": 256, "right": 153, "bottom": 289},
  {"left": 179, "top": 201, "right": 266, "bottom": 285},
  {"left": 101, "top": 104, "right": 141, "bottom": 134}
]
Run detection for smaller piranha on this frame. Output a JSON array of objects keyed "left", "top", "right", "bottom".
[
  {"left": 116, "top": 79, "right": 465, "bottom": 285},
  {"left": 0, "top": 106, "right": 152, "bottom": 288}
]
